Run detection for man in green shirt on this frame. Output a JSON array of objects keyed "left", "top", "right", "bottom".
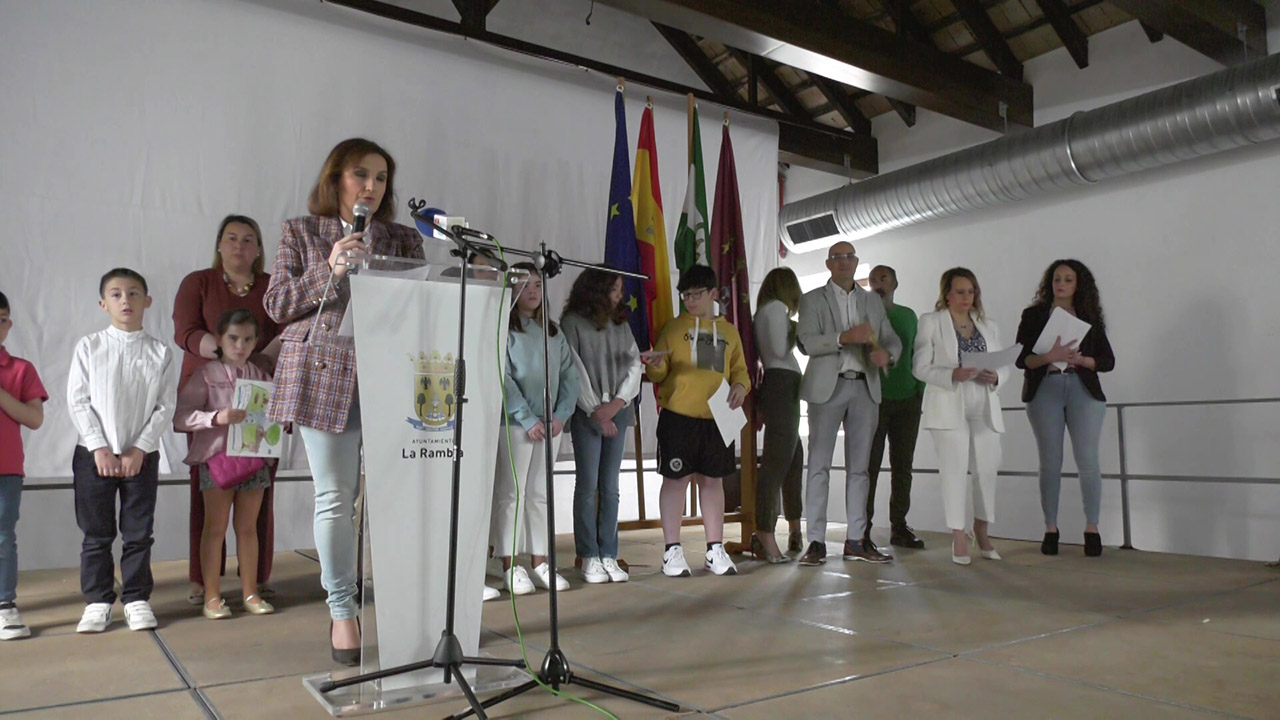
[{"left": 866, "top": 266, "right": 926, "bottom": 549}]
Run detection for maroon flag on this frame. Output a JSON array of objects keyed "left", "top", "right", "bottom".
[{"left": 710, "top": 119, "right": 760, "bottom": 402}]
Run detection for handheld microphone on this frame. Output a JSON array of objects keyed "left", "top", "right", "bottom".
[{"left": 352, "top": 202, "right": 370, "bottom": 234}]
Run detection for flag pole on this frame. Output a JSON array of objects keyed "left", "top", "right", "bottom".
[{"left": 687, "top": 94, "right": 695, "bottom": 166}]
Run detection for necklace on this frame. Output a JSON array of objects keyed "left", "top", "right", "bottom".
[{"left": 223, "top": 272, "right": 254, "bottom": 297}]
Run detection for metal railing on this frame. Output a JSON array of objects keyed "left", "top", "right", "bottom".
[
  {"left": 1081, "top": 397, "right": 1280, "bottom": 548},
  {"left": 814, "top": 396, "right": 1280, "bottom": 550},
  {"left": 28, "top": 399, "right": 1275, "bottom": 552}
]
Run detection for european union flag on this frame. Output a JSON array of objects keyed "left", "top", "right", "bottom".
[{"left": 602, "top": 87, "right": 649, "bottom": 350}]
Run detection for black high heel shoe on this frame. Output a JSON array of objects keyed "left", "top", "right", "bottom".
[
  {"left": 1084, "top": 531, "right": 1103, "bottom": 557},
  {"left": 1041, "top": 530, "right": 1060, "bottom": 556},
  {"left": 330, "top": 620, "right": 361, "bottom": 667},
  {"left": 751, "top": 534, "right": 791, "bottom": 564}
]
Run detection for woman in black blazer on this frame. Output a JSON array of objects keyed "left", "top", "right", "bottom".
[{"left": 1014, "top": 260, "right": 1115, "bottom": 557}]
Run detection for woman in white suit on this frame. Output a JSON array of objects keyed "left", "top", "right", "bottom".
[{"left": 913, "top": 268, "right": 1009, "bottom": 565}]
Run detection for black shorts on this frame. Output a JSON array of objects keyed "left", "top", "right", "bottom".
[{"left": 656, "top": 410, "right": 736, "bottom": 479}]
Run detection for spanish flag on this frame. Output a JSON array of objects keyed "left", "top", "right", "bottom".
[{"left": 632, "top": 99, "right": 675, "bottom": 346}]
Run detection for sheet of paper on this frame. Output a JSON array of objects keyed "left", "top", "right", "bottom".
[
  {"left": 708, "top": 380, "right": 747, "bottom": 448},
  {"left": 960, "top": 343, "right": 1023, "bottom": 370},
  {"left": 226, "top": 379, "right": 284, "bottom": 458},
  {"left": 1032, "top": 306, "right": 1092, "bottom": 371}
]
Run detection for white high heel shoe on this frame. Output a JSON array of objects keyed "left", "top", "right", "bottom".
[{"left": 952, "top": 534, "right": 971, "bottom": 565}]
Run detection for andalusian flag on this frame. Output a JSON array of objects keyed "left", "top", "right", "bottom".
[
  {"left": 673, "top": 98, "right": 709, "bottom": 274},
  {"left": 633, "top": 100, "right": 675, "bottom": 345},
  {"left": 711, "top": 119, "right": 760, "bottom": 397},
  {"left": 602, "top": 85, "right": 648, "bottom": 350}
]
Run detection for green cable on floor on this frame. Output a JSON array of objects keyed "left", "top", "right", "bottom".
[{"left": 492, "top": 241, "right": 619, "bottom": 720}]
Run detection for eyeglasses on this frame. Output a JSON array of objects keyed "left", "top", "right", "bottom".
[
  {"left": 829, "top": 253, "right": 857, "bottom": 261},
  {"left": 680, "top": 289, "right": 710, "bottom": 301}
]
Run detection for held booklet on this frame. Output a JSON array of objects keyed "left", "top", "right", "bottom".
[{"left": 226, "top": 379, "right": 284, "bottom": 459}]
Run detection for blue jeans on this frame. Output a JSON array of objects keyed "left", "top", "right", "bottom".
[
  {"left": 571, "top": 410, "right": 629, "bottom": 559},
  {"left": 1026, "top": 373, "right": 1107, "bottom": 527},
  {"left": 0, "top": 475, "right": 21, "bottom": 603},
  {"left": 299, "top": 400, "right": 363, "bottom": 621}
]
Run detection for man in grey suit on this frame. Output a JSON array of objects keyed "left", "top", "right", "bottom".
[{"left": 797, "top": 242, "right": 901, "bottom": 565}]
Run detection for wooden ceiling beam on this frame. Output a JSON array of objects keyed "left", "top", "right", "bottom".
[
  {"left": 653, "top": 23, "right": 738, "bottom": 99},
  {"left": 806, "top": 72, "right": 872, "bottom": 135},
  {"left": 953, "top": 0, "right": 1024, "bottom": 80},
  {"left": 1106, "top": 0, "right": 1267, "bottom": 66},
  {"left": 591, "top": 0, "right": 1033, "bottom": 132},
  {"left": 1037, "top": 0, "right": 1089, "bottom": 69}
]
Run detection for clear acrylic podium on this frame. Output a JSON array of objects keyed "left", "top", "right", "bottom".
[{"left": 303, "top": 255, "right": 529, "bottom": 715}]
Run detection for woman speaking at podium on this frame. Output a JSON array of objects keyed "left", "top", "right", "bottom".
[{"left": 264, "top": 138, "right": 424, "bottom": 666}]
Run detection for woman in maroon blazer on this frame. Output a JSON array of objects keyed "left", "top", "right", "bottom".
[
  {"left": 264, "top": 138, "right": 423, "bottom": 666},
  {"left": 173, "top": 215, "right": 280, "bottom": 605}
]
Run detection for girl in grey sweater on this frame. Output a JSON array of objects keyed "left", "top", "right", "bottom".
[{"left": 560, "top": 268, "right": 645, "bottom": 584}]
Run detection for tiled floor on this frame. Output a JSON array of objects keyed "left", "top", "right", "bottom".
[{"left": 1, "top": 526, "right": 1277, "bottom": 719}]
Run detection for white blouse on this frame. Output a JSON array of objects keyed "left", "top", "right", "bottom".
[{"left": 754, "top": 300, "right": 801, "bottom": 373}]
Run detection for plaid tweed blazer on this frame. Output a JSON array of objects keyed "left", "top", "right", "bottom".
[{"left": 264, "top": 215, "right": 424, "bottom": 432}]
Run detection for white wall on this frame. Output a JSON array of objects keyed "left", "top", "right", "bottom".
[
  {"left": 0, "top": 0, "right": 779, "bottom": 569},
  {"left": 782, "top": 22, "right": 1280, "bottom": 561}
]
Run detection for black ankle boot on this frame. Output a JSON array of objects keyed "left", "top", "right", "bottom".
[
  {"left": 1041, "top": 530, "right": 1060, "bottom": 555},
  {"left": 1084, "top": 532, "right": 1103, "bottom": 557}
]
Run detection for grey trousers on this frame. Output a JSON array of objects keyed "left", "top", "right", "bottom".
[{"left": 805, "top": 377, "right": 878, "bottom": 542}]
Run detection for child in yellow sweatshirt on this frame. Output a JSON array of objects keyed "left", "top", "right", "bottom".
[{"left": 646, "top": 266, "right": 750, "bottom": 578}]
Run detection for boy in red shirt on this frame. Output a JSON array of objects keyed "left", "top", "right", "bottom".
[{"left": 0, "top": 291, "right": 49, "bottom": 640}]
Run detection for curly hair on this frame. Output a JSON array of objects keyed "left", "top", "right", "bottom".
[
  {"left": 1032, "top": 259, "right": 1106, "bottom": 333},
  {"left": 563, "top": 267, "right": 628, "bottom": 330}
]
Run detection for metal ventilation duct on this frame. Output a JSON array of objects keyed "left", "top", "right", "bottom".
[{"left": 779, "top": 52, "right": 1280, "bottom": 252}]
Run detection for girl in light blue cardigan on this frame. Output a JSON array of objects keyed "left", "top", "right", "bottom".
[{"left": 491, "top": 262, "right": 580, "bottom": 596}]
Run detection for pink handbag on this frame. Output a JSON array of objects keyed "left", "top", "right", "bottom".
[
  {"left": 204, "top": 363, "right": 267, "bottom": 490},
  {"left": 206, "top": 451, "right": 266, "bottom": 490}
]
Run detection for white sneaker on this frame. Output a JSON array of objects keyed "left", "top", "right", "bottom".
[
  {"left": 482, "top": 585, "right": 501, "bottom": 602},
  {"left": 662, "top": 546, "right": 691, "bottom": 578},
  {"left": 503, "top": 565, "right": 535, "bottom": 596},
  {"left": 0, "top": 604, "right": 31, "bottom": 640},
  {"left": 601, "top": 557, "right": 629, "bottom": 583},
  {"left": 77, "top": 603, "right": 113, "bottom": 633},
  {"left": 579, "top": 557, "right": 609, "bottom": 584},
  {"left": 705, "top": 544, "right": 738, "bottom": 576},
  {"left": 124, "top": 600, "right": 157, "bottom": 631},
  {"left": 531, "top": 562, "right": 570, "bottom": 591}
]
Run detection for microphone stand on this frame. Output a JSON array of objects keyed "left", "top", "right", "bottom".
[
  {"left": 428, "top": 236, "right": 681, "bottom": 720},
  {"left": 316, "top": 201, "right": 523, "bottom": 720}
]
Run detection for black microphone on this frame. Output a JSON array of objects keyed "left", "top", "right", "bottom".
[{"left": 352, "top": 202, "right": 370, "bottom": 234}]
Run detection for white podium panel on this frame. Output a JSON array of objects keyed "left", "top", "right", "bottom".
[{"left": 350, "top": 270, "right": 509, "bottom": 689}]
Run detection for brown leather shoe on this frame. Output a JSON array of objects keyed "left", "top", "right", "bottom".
[
  {"left": 843, "top": 538, "right": 892, "bottom": 563},
  {"left": 797, "top": 541, "right": 827, "bottom": 566}
]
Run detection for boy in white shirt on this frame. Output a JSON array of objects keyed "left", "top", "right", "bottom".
[{"left": 66, "top": 268, "right": 177, "bottom": 633}]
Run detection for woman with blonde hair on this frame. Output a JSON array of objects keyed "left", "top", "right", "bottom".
[
  {"left": 750, "top": 267, "right": 805, "bottom": 562},
  {"left": 913, "top": 268, "right": 1009, "bottom": 565},
  {"left": 173, "top": 215, "right": 280, "bottom": 606}
]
